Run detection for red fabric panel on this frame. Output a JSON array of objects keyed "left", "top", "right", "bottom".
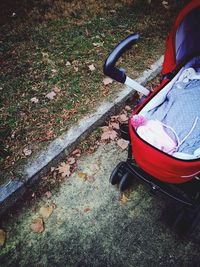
[
  {"left": 162, "top": 0, "right": 200, "bottom": 75},
  {"left": 129, "top": 122, "right": 200, "bottom": 184}
]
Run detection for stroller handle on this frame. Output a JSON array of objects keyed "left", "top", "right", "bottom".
[
  {"left": 103, "top": 33, "right": 140, "bottom": 83},
  {"left": 103, "top": 33, "right": 150, "bottom": 96}
]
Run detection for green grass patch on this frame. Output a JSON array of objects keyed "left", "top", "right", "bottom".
[{"left": 0, "top": 0, "right": 189, "bottom": 171}]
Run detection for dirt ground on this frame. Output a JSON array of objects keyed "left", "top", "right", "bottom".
[{"left": 0, "top": 141, "right": 200, "bottom": 267}]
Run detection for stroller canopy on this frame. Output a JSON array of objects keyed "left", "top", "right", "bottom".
[{"left": 162, "top": 0, "right": 200, "bottom": 75}]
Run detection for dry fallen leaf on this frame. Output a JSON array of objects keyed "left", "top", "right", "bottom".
[
  {"left": 42, "top": 52, "right": 49, "bottom": 59},
  {"left": 88, "top": 64, "right": 96, "bottom": 71},
  {"left": 0, "top": 229, "right": 6, "bottom": 246},
  {"left": 92, "top": 42, "right": 104, "bottom": 47},
  {"left": 30, "top": 97, "right": 39, "bottom": 103},
  {"left": 65, "top": 61, "right": 71, "bottom": 66},
  {"left": 67, "top": 157, "right": 76, "bottom": 165},
  {"left": 162, "top": 0, "right": 170, "bottom": 9},
  {"left": 56, "top": 162, "right": 71, "bottom": 178},
  {"left": 118, "top": 114, "right": 129, "bottom": 123},
  {"left": 78, "top": 172, "right": 87, "bottom": 180},
  {"left": 110, "top": 115, "right": 119, "bottom": 122},
  {"left": 117, "top": 139, "right": 129, "bottom": 150},
  {"left": 52, "top": 203, "right": 57, "bottom": 209},
  {"left": 53, "top": 86, "right": 61, "bottom": 93},
  {"left": 103, "top": 77, "right": 113, "bottom": 85},
  {"left": 45, "top": 91, "right": 56, "bottom": 100},
  {"left": 101, "top": 126, "right": 118, "bottom": 141},
  {"left": 86, "top": 175, "right": 95, "bottom": 183},
  {"left": 39, "top": 205, "right": 54, "bottom": 219},
  {"left": 51, "top": 167, "right": 56, "bottom": 172},
  {"left": 41, "top": 107, "right": 49, "bottom": 113},
  {"left": 124, "top": 105, "right": 132, "bottom": 112},
  {"left": 44, "top": 191, "right": 52, "bottom": 199},
  {"left": 30, "top": 218, "right": 44, "bottom": 233},
  {"left": 120, "top": 194, "right": 130, "bottom": 204},
  {"left": 109, "top": 122, "right": 120, "bottom": 130},
  {"left": 72, "top": 149, "right": 81, "bottom": 157},
  {"left": 83, "top": 207, "right": 91, "bottom": 213},
  {"left": 23, "top": 148, "right": 32, "bottom": 156}
]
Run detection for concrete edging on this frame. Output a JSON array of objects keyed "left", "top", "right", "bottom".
[{"left": 0, "top": 56, "right": 163, "bottom": 216}]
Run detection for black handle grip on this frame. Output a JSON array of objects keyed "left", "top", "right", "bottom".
[{"left": 103, "top": 33, "right": 140, "bottom": 83}]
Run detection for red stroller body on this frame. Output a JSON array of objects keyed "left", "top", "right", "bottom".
[{"left": 104, "top": 0, "right": 200, "bottom": 235}]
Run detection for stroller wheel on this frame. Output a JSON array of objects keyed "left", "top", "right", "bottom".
[
  {"left": 174, "top": 208, "right": 200, "bottom": 236},
  {"left": 119, "top": 172, "right": 131, "bottom": 192},
  {"left": 186, "top": 208, "right": 200, "bottom": 236},
  {"left": 110, "top": 162, "right": 125, "bottom": 185}
]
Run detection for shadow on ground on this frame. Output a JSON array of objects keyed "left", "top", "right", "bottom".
[{"left": 0, "top": 141, "right": 200, "bottom": 267}]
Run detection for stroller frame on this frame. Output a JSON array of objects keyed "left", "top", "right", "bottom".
[{"left": 103, "top": 1, "right": 200, "bottom": 234}]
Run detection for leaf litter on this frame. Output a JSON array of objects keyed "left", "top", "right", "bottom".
[
  {"left": 0, "top": 229, "right": 6, "bottom": 246},
  {"left": 30, "top": 218, "right": 44, "bottom": 233},
  {"left": 39, "top": 205, "right": 54, "bottom": 219}
]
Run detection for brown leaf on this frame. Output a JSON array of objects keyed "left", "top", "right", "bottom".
[
  {"left": 78, "top": 172, "right": 87, "bottom": 180},
  {"left": 120, "top": 194, "right": 130, "bottom": 204},
  {"left": 42, "top": 52, "right": 49, "bottom": 59},
  {"left": 51, "top": 69, "right": 57, "bottom": 73},
  {"left": 30, "top": 218, "right": 44, "bottom": 233},
  {"left": 162, "top": 0, "right": 170, "bottom": 9},
  {"left": 72, "top": 148, "right": 81, "bottom": 157},
  {"left": 86, "top": 175, "right": 95, "bottom": 183},
  {"left": 93, "top": 42, "right": 104, "bottom": 47},
  {"left": 83, "top": 207, "right": 91, "bottom": 213},
  {"left": 109, "top": 122, "right": 119, "bottom": 130},
  {"left": 67, "top": 157, "right": 76, "bottom": 165},
  {"left": 118, "top": 114, "right": 129, "bottom": 123},
  {"left": 110, "top": 115, "right": 119, "bottom": 122},
  {"left": 0, "top": 229, "right": 6, "bottom": 246},
  {"left": 39, "top": 205, "right": 54, "bottom": 219},
  {"left": 88, "top": 64, "right": 96, "bottom": 71},
  {"left": 124, "top": 105, "right": 132, "bottom": 112},
  {"left": 101, "top": 127, "right": 118, "bottom": 141},
  {"left": 103, "top": 77, "right": 113, "bottom": 85},
  {"left": 52, "top": 203, "right": 57, "bottom": 209},
  {"left": 30, "top": 97, "right": 39, "bottom": 103},
  {"left": 44, "top": 191, "right": 52, "bottom": 199},
  {"left": 117, "top": 139, "right": 129, "bottom": 150},
  {"left": 65, "top": 61, "right": 71, "bottom": 66},
  {"left": 45, "top": 91, "right": 56, "bottom": 100},
  {"left": 41, "top": 107, "right": 49, "bottom": 113},
  {"left": 53, "top": 86, "right": 61, "bottom": 93},
  {"left": 51, "top": 167, "right": 56, "bottom": 172},
  {"left": 56, "top": 162, "right": 71, "bottom": 177},
  {"left": 23, "top": 148, "right": 32, "bottom": 156}
]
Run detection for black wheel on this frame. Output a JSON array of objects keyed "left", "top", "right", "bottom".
[
  {"left": 186, "top": 208, "right": 200, "bottom": 236},
  {"left": 119, "top": 172, "right": 131, "bottom": 191},
  {"left": 173, "top": 208, "right": 200, "bottom": 236},
  {"left": 110, "top": 162, "right": 125, "bottom": 185}
]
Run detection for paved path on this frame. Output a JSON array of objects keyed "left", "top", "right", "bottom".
[{"left": 0, "top": 141, "right": 200, "bottom": 267}]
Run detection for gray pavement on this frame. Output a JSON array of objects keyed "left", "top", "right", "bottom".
[{"left": 0, "top": 141, "right": 200, "bottom": 267}]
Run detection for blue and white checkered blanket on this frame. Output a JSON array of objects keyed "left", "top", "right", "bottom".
[{"left": 145, "top": 79, "right": 200, "bottom": 155}]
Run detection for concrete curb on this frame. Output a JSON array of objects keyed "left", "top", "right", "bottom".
[{"left": 0, "top": 56, "right": 163, "bottom": 216}]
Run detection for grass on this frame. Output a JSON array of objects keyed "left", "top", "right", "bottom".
[{"left": 0, "top": 0, "right": 189, "bottom": 172}]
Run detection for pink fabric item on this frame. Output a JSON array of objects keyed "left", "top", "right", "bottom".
[
  {"left": 131, "top": 115, "right": 178, "bottom": 154},
  {"left": 130, "top": 115, "right": 147, "bottom": 129}
]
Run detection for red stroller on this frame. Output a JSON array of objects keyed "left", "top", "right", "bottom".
[{"left": 104, "top": 0, "right": 200, "bottom": 235}]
